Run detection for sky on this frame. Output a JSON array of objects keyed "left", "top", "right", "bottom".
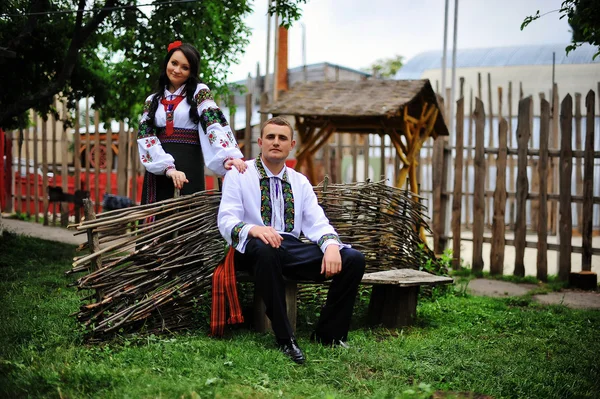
[{"left": 228, "top": 0, "right": 573, "bottom": 82}]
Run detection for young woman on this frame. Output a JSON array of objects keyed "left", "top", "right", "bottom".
[{"left": 137, "top": 41, "right": 246, "bottom": 205}]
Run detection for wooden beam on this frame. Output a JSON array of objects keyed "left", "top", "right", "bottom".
[
  {"left": 451, "top": 97, "right": 465, "bottom": 269},
  {"left": 293, "top": 116, "right": 313, "bottom": 170},
  {"left": 296, "top": 124, "right": 337, "bottom": 185},
  {"left": 514, "top": 97, "right": 532, "bottom": 278},
  {"left": 472, "top": 98, "right": 486, "bottom": 273},
  {"left": 490, "top": 118, "right": 508, "bottom": 276},
  {"left": 42, "top": 116, "right": 49, "bottom": 226},
  {"left": 386, "top": 132, "right": 409, "bottom": 166},
  {"left": 537, "top": 98, "right": 550, "bottom": 282},
  {"left": 581, "top": 90, "right": 595, "bottom": 271},
  {"left": 558, "top": 94, "right": 573, "bottom": 281},
  {"left": 294, "top": 122, "right": 333, "bottom": 161}
]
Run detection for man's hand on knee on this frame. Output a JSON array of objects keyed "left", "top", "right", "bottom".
[
  {"left": 321, "top": 245, "right": 342, "bottom": 278},
  {"left": 249, "top": 226, "right": 284, "bottom": 248}
]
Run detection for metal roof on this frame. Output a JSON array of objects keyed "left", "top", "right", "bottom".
[{"left": 395, "top": 43, "right": 600, "bottom": 79}]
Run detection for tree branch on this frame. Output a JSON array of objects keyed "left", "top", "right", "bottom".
[{"left": 0, "top": 0, "right": 118, "bottom": 127}]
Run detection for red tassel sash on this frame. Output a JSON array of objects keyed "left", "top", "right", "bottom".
[{"left": 210, "top": 247, "right": 244, "bottom": 337}]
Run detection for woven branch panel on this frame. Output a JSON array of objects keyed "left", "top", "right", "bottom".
[{"left": 68, "top": 180, "right": 438, "bottom": 338}]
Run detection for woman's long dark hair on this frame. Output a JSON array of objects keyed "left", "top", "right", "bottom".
[{"left": 146, "top": 43, "right": 202, "bottom": 128}]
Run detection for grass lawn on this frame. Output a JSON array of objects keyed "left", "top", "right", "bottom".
[{"left": 1, "top": 231, "right": 599, "bottom": 399}]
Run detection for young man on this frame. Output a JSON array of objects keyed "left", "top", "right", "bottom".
[{"left": 217, "top": 117, "right": 365, "bottom": 364}]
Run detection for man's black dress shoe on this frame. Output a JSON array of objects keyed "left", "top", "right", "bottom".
[
  {"left": 277, "top": 338, "right": 305, "bottom": 364},
  {"left": 310, "top": 332, "right": 350, "bottom": 348}
]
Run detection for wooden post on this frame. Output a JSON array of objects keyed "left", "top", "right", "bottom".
[
  {"left": 51, "top": 99, "right": 58, "bottom": 225},
  {"left": 24, "top": 120, "right": 31, "bottom": 217},
  {"left": 129, "top": 129, "right": 138, "bottom": 204},
  {"left": 85, "top": 98, "right": 91, "bottom": 195},
  {"left": 514, "top": 97, "right": 532, "bottom": 277},
  {"left": 94, "top": 111, "right": 101, "bottom": 213},
  {"left": 367, "top": 285, "right": 419, "bottom": 328},
  {"left": 83, "top": 199, "right": 103, "bottom": 300},
  {"left": 260, "top": 92, "right": 268, "bottom": 131},
  {"left": 536, "top": 99, "right": 550, "bottom": 282},
  {"left": 363, "top": 134, "right": 370, "bottom": 181},
  {"left": 477, "top": 73, "right": 482, "bottom": 106},
  {"left": 530, "top": 169, "right": 540, "bottom": 232},
  {"left": 33, "top": 114, "right": 39, "bottom": 222},
  {"left": 581, "top": 90, "right": 595, "bottom": 271},
  {"left": 117, "top": 121, "right": 128, "bottom": 197},
  {"left": 486, "top": 74, "right": 494, "bottom": 228},
  {"left": 530, "top": 94, "right": 544, "bottom": 233},
  {"left": 0, "top": 130, "right": 12, "bottom": 214},
  {"left": 324, "top": 136, "right": 331, "bottom": 180},
  {"left": 432, "top": 135, "right": 449, "bottom": 254},
  {"left": 379, "top": 134, "right": 385, "bottom": 182},
  {"left": 253, "top": 282, "right": 298, "bottom": 334},
  {"left": 574, "top": 93, "right": 583, "bottom": 233},
  {"left": 445, "top": 88, "right": 451, "bottom": 130},
  {"left": 351, "top": 134, "right": 358, "bottom": 183},
  {"left": 465, "top": 88, "right": 473, "bottom": 228},
  {"left": 74, "top": 109, "right": 81, "bottom": 185},
  {"left": 451, "top": 96, "right": 464, "bottom": 269},
  {"left": 228, "top": 94, "right": 236, "bottom": 134},
  {"left": 336, "top": 133, "right": 343, "bottom": 183},
  {"left": 519, "top": 82, "right": 523, "bottom": 100},
  {"left": 7, "top": 129, "right": 16, "bottom": 213},
  {"left": 558, "top": 94, "right": 573, "bottom": 281},
  {"left": 245, "top": 93, "right": 252, "bottom": 159},
  {"left": 15, "top": 128, "right": 23, "bottom": 212},
  {"left": 490, "top": 118, "right": 508, "bottom": 275},
  {"left": 42, "top": 117, "right": 49, "bottom": 226},
  {"left": 61, "top": 100, "right": 69, "bottom": 227},
  {"left": 550, "top": 84, "right": 559, "bottom": 235},
  {"left": 472, "top": 99, "right": 485, "bottom": 273},
  {"left": 74, "top": 108, "right": 82, "bottom": 223},
  {"left": 507, "top": 81, "right": 515, "bottom": 229},
  {"left": 104, "top": 126, "right": 113, "bottom": 199}
]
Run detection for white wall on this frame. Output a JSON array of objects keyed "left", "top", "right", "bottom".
[{"left": 422, "top": 64, "right": 600, "bottom": 116}]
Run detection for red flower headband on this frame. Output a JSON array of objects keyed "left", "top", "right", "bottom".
[{"left": 167, "top": 40, "right": 182, "bottom": 53}]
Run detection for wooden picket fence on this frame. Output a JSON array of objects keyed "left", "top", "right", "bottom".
[
  {"left": 3, "top": 100, "right": 146, "bottom": 226},
  {"left": 428, "top": 85, "right": 599, "bottom": 281}
]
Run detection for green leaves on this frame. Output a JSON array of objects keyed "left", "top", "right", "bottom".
[
  {"left": 1, "top": 0, "right": 307, "bottom": 129},
  {"left": 268, "top": 0, "right": 309, "bottom": 29},
  {"left": 363, "top": 54, "right": 404, "bottom": 79},
  {"left": 521, "top": 1, "right": 600, "bottom": 60},
  {"left": 520, "top": 10, "right": 540, "bottom": 31}
]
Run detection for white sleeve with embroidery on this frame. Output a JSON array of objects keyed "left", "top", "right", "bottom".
[
  {"left": 299, "top": 175, "right": 350, "bottom": 253},
  {"left": 217, "top": 168, "right": 256, "bottom": 253},
  {"left": 136, "top": 96, "right": 175, "bottom": 175},
  {"left": 195, "top": 84, "right": 244, "bottom": 176}
]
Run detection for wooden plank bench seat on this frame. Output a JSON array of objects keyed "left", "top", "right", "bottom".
[{"left": 236, "top": 269, "right": 453, "bottom": 333}]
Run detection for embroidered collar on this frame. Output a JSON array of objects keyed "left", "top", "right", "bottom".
[
  {"left": 163, "top": 84, "right": 186, "bottom": 98},
  {"left": 255, "top": 154, "right": 289, "bottom": 182},
  {"left": 255, "top": 154, "right": 294, "bottom": 232}
]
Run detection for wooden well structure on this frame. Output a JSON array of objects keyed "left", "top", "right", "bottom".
[{"left": 262, "top": 79, "right": 449, "bottom": 197}]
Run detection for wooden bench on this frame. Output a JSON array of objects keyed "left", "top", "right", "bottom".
[{"left": 240, "top": 269, "right": 453, "bottom": 333}]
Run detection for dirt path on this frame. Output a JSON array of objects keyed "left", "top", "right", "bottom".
[
  {"left": 466, "top": 278, "right": 600, "bottom": 310},
  {"left": 1, "top": 216, "right": 85, "bottom": 246}
]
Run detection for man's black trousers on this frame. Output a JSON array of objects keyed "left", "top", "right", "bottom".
[{"left": 235, "top": 236, "right": 366, "bottom": 342}]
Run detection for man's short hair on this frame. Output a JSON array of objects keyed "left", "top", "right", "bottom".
[{"left": 260, "top": 116, "right": 294, "bottom": 138}]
